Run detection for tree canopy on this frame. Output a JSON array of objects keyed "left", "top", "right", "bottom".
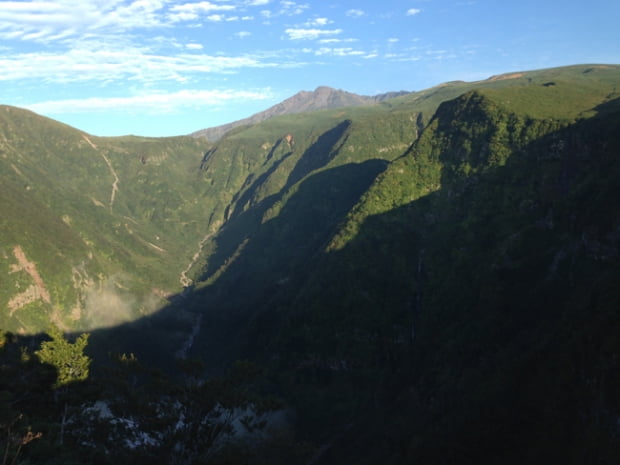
[{"left": 35, "top": 326, "right": 91, "bottom": 388}]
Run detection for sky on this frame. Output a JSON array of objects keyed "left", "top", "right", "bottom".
[{"left": 0, "top": 0, "right": 618, "bottom": 137}]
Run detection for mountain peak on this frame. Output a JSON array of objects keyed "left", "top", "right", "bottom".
[{"left": 191, "top": 86, "right": 411, "bottom": 141}]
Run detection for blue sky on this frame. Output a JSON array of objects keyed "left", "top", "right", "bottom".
[{"left": 1, "top": 0, "right": 618, "bottom": 137}]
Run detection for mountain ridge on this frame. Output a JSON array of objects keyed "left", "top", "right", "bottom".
[{"left": 190, "top": 86, "right": 411, "bottom": 141}]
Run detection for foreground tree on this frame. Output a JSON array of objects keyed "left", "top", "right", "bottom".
[{"left": 35, "top": 326, "right": 91, "bottom": 388}]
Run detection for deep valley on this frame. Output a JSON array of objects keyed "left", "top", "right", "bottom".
[{"left": 1, "top": 64, "right": 620, "bottom": 464}]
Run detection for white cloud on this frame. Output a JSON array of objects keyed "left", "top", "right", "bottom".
[
  {"left": 317, "top": 38, "right": 357, "bottom": 44},
  {"left": 26, "top": 88, "right": 274, "bottom": 115},
  {"left": 278, "top": 1, "right": 309, "bottom": 16},
  {"left": 314, "top": 47, "right": 365, "bottom": 57},
  {"left": 247, "top": 0, "right": 270, "bottom": 4},
  {"left": 0, "top": 48, "right": 279, "bottom": 84},
  {"left": 186, "top": 43, "right": 204, "bottom": 50},
  {"left": 346, "top": 9, "right": 365, "bottom": 17},
  {"left": 406, "top": 8, "right": 421, "bottom": 16},
  {"left": 388, "top": 38, "right": 399, "bottom": 43},
  {"left": 170, "top": 1, "right": 236, "bottom": 14},
  {"left": 206, "top": 14, "right": 225, "bottom": 21},
  {"left": 0, "top": 0, "right": 241, "bottom": 40},
  {"left": 313, "top": 17, "right": 329, "bottom": 26},
  {"left": 0, "top": 0, "right": 168, "bottom": 42},
  {"left": 285, "top": 28, "right": 342, "bottom": 40},
  {"left": 236, "top": 30, "right": 252, "bottom": 38},
  {"left": 169, "top": 1, "right": 236, "bottom": 22}
]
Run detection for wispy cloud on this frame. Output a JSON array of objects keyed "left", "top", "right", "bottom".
[
  {"left": 304, "top": 17, "right": 331, "bottom": 27},
  {"left": 317, "top": 38, "right": 358, "bottom": 44},
  {"left": 285, "top": 28, "right": 343, "bottom": 40},
  {"left": 346, "top": 9, "right": 365, "bottom": 17},
  {"left": 406, "top": 8, "right": 422, "bottom": 16},
  {"left": 0, "top": 0, "right": 267, "bottom": 43},
  {"left": 169, "top": 1, "right": 236, "bottom": 22},
  {"left": 26, "top": 88, "right": 274, "bottom": 115},
  {"left": 0, "top": 0, "right": 168, "bottom": 42},
  {"left": 279, "top": 1, "right": 309, "bottom": 16},
  {"left": 0, "top": 48, "right": 280, "bottom": 84},
  {"left": 314, "top": 47, "right": 366, "bottom": 57}
]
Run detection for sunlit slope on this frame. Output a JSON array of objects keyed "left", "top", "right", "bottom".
[
  {"left": 330, "top": 64, "right": 620, "bottom": 246},
  {"left": 0, "top": 106, "right": 210, "bottom": 333}
]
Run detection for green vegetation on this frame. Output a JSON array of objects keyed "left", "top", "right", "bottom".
[
  {"left": 0, "top": 108, "right": 211, "bottom": 333},
  {"left": 1, "top": 64, "right": 620, "bottom": 463},
  {"left": 1, "top": 330, "right": 307, "bottom": 465},
  {"left": 185, "top": 64, "right": 620, "bottom": 463},
  {"left": 35, "top": 326, "right": 91, "bottom": 388}
]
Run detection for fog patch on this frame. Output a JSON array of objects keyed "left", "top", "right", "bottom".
[{"left": 83, "top": 277, "right": 136, "bottom": 329}]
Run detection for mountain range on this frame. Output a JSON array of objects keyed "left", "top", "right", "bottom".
[{"left": 1, "top": 64, "right": 619, "bottom": 464}]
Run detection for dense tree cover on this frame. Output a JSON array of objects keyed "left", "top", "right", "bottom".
[{"left": 185, "top": 84, "right": 620, "bottom": 463}]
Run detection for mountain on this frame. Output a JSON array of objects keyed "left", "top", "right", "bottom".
[
  {"left": 1, "top": 64, "right": 620, "bottom": 464},
  {"left": 190, "top": 86, "right": 411, "bottom": 141}
]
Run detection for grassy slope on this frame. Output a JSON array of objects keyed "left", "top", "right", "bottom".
[{"left": 0, "top": 106, "right": 210, "bottom": 332}]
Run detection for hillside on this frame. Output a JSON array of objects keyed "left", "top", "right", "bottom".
[
  {"left": 0, "top": 106, "right": 210, "bottom": 333},
  {"left": 190, "top": 86, "right": 411, "bottom": 141},
  {"left": 1, "top": 64, "right": 619, "bottom": 464}
]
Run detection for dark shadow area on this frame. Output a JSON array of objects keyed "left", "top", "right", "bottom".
[
  {"left": 284, "top": 119, "right": 351, "bottom": 189},
  {"left": 255, "top": 96, "right": 620, "bottom": 464},
  {"left": 191, "top": 159, "right": 389, "bottom": 368},
  {"left": 198, "top": 128, "right": 376, "bottom": 284},
  {"left": 225, "top": 137, "right": 294, "bottom": 222}
]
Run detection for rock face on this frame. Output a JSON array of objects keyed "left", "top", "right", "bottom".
[{"left": 190, "top": 86, "right": 410, "bottom": 141}]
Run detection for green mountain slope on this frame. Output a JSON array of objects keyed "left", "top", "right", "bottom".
[
  {"left": 182, "top": 65, "right": 620, "bottom": 463},
  {"left": 0, "top": 106, "right": 210, "bottom": 332}
]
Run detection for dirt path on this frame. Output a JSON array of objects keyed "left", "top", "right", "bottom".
[
  {"left": 100, "top": 152, "right": 119, "bottom": 211},
  {"left": 82, "top": 135, "right": 97, "bottom": 149},
  {"left": 83, "top": 135, "right": 119, "bottom": 211}
]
